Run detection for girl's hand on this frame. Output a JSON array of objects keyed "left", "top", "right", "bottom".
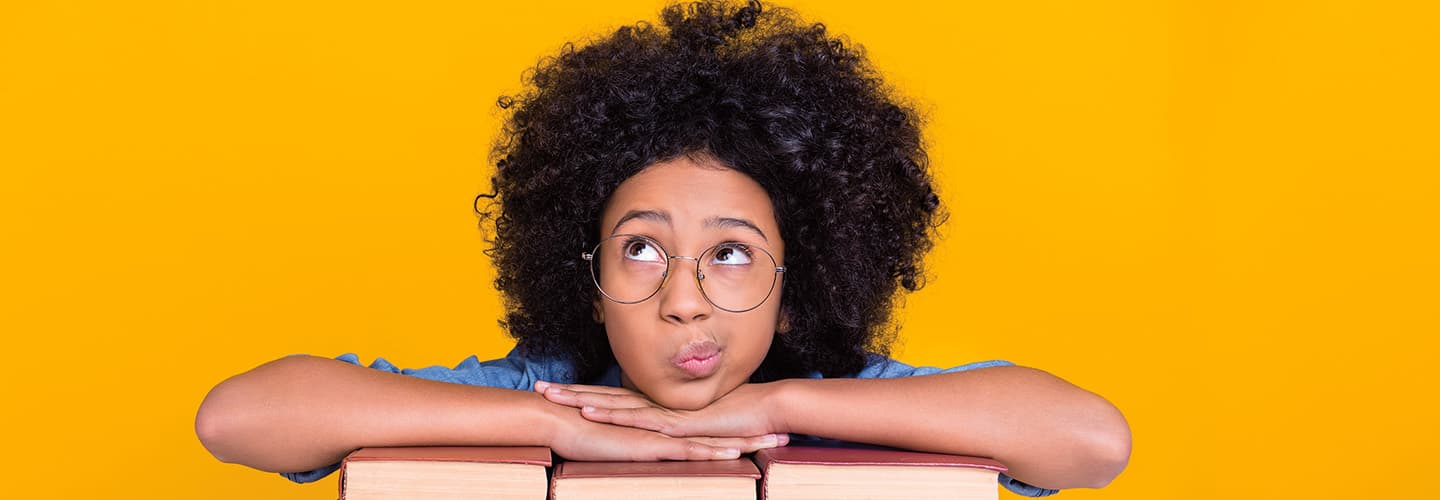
[
  {"left": 545, "top": 401, "right": 783, "bottom": 461},
  {"left": 535, "top": 380, "right": 789, "bottom": 441}
]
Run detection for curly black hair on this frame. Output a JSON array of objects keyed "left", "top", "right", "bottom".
[{"left": 475, "top": 0, "right": 945, "bottom": 384}]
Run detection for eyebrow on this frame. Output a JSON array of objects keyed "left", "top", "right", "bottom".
[{"left": 611, "top": 209, "right": 769, "bottom": 242}]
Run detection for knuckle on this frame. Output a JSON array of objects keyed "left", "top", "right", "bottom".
[
  {"left": 658, "top": 417, "right": 688, "bottom": 436},
  {"left": 684, "top": 442, "right": 709, "bottom": 458}
]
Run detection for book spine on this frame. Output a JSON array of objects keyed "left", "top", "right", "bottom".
[
  {"left": 336, "top": 457, "right": 349, "bottom": 500},
  {"left": 751, "top": 453, "right": 770, "bottom": 500},
  {"left": 549, "top": 460, "right": 564, "bottom": 500}
]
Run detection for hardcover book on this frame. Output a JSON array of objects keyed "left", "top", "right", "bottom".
[
  {"left": 753, "top": 443, "right": 1007, "bottom": 500},
  {"left": 550, "top": 458, "right": 762, "bottom": 499},
  {"left": 338, "top": 446, "right": 552, "bottom": 500}
]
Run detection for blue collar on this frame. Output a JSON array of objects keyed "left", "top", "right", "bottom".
[{"left": 591, "top": 362, "right": 624, "bottom": 387}]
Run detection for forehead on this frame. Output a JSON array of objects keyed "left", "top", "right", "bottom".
[{"left": 600, "top": 157, "right": 779, "bottom": 237}]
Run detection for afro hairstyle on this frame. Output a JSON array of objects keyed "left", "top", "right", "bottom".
[{"left": 476, "top": 0, "right": 945, "bottom": 383}]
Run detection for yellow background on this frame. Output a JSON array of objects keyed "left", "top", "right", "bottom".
[{"left": 2, "top": 1, "right": 1436, "bottom": 498}]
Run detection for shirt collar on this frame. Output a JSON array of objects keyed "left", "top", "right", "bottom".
[{"left": 590, "top": 361, "right": 624, "bottom": 387}]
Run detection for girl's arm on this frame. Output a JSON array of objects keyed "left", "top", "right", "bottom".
[
  {"left": 540, "top": 365, "right": 1130, "bottom": 491},
  {"left": 769, "top": 366, "right": 1131, "bottom": 490},
  {"left": 195, "top": 355, "right": 781, "bottom": 474}
]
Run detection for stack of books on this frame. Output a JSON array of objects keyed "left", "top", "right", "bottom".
[{"left": 336, "top": 442, "right": 1008, "bottom": 500}]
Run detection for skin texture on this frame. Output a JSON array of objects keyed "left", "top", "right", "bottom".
[
  {"left": 594, "top": 156, "right": 786, "bottom": 411},
  {"left": 194, "top": 354, "right": 789, "bottom": 473},
  {"left": 192, "top": 157, "right": 795, "bottom": 474},
  {"left": 537, "top": 155, "right": 1133, "bottom": 490},
  {"left": 535, "top": 367, "right": 1132, "bottom": 490},
  {"left": 196, "top": 155, "right": 1128, "bottom": 489},
  {"left": 195, "top": 1, "right": 1130, "bottom": 490}
]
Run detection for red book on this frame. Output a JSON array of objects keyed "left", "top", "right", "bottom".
[
  {"left": 550, "top": 459, "right": 762, "bottom": 499},
  {"left": 339, "top": 446, "right": 552, "bottom": 500},
  {"left": 753, "top": 443, "right": 1007, "bottom": 500}
]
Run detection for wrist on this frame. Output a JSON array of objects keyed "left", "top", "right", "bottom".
[
  {"left": 763, "top": 379, "right": 801, "bottom": 435},
  {"left": 529, "top": 391, "right": 571, "bottom": 448}
]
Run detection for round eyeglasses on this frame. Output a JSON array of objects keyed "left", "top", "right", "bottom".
[{"left": 581, "top": 234, "right": 786, "bottom": 313}]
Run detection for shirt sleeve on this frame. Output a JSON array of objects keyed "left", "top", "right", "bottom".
[
  {"left": 850, "top": 355, "right": 1061, "bottom": 497},
  {"left": 851, "top": 355, "right": 1017, "bottom": 378},
  {"left": 278, "top": 348, "right": 575, "bottom": 484}
]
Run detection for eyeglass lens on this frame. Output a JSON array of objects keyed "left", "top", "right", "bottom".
[{"left": 590, "top": 235, "right": 778, "bottom": 312}]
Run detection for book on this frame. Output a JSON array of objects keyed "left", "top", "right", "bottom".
[
  {"left": 549, "top": 458, "right": 762, "bottom": 500},
  {"left": 753, "top": 442, "right": 1008, "bottom": 500},
  {"left": 338, "top": 446, "right": 552, "bottom": 500}
]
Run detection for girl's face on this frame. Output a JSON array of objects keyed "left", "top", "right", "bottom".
[{"left": 594, "top": 155, "right": 785, "bottom": 411}]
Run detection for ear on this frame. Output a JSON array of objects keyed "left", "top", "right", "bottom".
[{"left": 591, "top": 297, "right": 605, "bottom": 323}]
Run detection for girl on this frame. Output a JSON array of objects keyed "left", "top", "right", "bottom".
[{"left": 195, "top": 1, "right": 1131, "bottom": 496}]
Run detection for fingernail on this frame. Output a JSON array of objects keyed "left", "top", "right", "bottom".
[
  {"left": 717, "top": 448, "right": 740, "bottom": 458},
  {"left": 776, "top": 434, "right": 790, "bottom": 446},
  {"left": 760, "top": 434, "right": 778, "bottom": 446},
  {"left": 535, "top": 381, "right": 549, "bottom": 391},
  {"left": 583, "top": 406, "right": 596, "bottom": 413}
]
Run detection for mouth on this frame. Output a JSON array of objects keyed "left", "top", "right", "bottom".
[{"left": 671, "top": 340, "right": 723, "bottom": 378}]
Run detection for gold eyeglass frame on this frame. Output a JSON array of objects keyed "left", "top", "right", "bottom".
[{"left": 581, "top": 233, "right": 786, "bottom": 313}]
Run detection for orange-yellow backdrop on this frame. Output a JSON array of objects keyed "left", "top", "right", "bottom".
[{"left": 3, "top": 1, "right": 1437, "bottom": 498}]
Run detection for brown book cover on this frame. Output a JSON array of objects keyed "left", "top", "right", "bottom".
[
  {"left": 339, "top": 446, "right": 552, "bottom": 500},
  {"left": 753, "top": 444, "right": 1006, "bottom": 471},
  {"left": 550, "top": 459, "right": 761, "bottom": 499},
  {"left": 753, "top": 443, "right": 1006, "bottom": 500}
]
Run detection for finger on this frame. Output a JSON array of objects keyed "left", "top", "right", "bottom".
[
  {"left": 688, "top": 434, "right": 789, "bottom": 453},
  {"left": 581, "top": 406, "right": 672, "bottom": 433},
  {"left": 647, "top": 438, "right": 742, "bottom": 461},
  {"left": 535, "top": 381, "right": 637, "bottom": 396},
  {"left": 545, "top": 388, "right": 652, "bottom": 410},
  {"left": 535, "top": 381, "right": 651, "bottom": 408}
]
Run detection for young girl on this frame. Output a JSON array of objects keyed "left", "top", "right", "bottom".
[{"left": 195, "top": 1, "right": 1130, "bottom": 496}]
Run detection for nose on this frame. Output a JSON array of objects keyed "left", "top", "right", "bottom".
[{"left": 658, "top": 256, "right": 712, "bottom": 324}]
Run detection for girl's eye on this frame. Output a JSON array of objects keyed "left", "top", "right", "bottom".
[
  {"left": 623, "top": 240, "right": 663, "bottom": 262},
  {"left": 709, "top": 244, "right": 753, "bottom": 266}
]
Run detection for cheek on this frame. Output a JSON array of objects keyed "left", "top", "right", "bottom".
[
  {"left": 604, "top": 320, "right": 646, "bottom": 359},
  {"left": 728, "top": 313, "right": 779, "bottom": 370},
  {"left": 602, "top": 310, "right": 664, "bottom": 377}
]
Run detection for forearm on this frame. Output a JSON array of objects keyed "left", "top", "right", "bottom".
[
  {"left": 771, "top": 366, "right": 1130, "bottom": 490},
  {"left": 195, "top": 355, "right": 556, "bottom": 473}
]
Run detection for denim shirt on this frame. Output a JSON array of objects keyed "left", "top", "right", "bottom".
[{"left": 278, "top": 348, "right": 1060, "bottom": 497}]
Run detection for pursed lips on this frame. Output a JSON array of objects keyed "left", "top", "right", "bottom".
[{"left": 671, "top": 340, "right": 722, "bottom": 377}]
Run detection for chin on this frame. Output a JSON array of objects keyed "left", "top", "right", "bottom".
[{"left": 651, "top": 389, "right": 716, "bottom": 411}]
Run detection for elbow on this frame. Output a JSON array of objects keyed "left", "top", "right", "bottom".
[
  {"left": 195, "top": 355, "right": 314, "bottom": 466},
  {"left": 195, "top": 377, "right": 242, "bottom": 464},
  {"left": 996, "top": 366, "right": 1132, "bottom": 490},
  {"left": 1076, "top": 398, "right": 1132, "bottom": 488}
]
